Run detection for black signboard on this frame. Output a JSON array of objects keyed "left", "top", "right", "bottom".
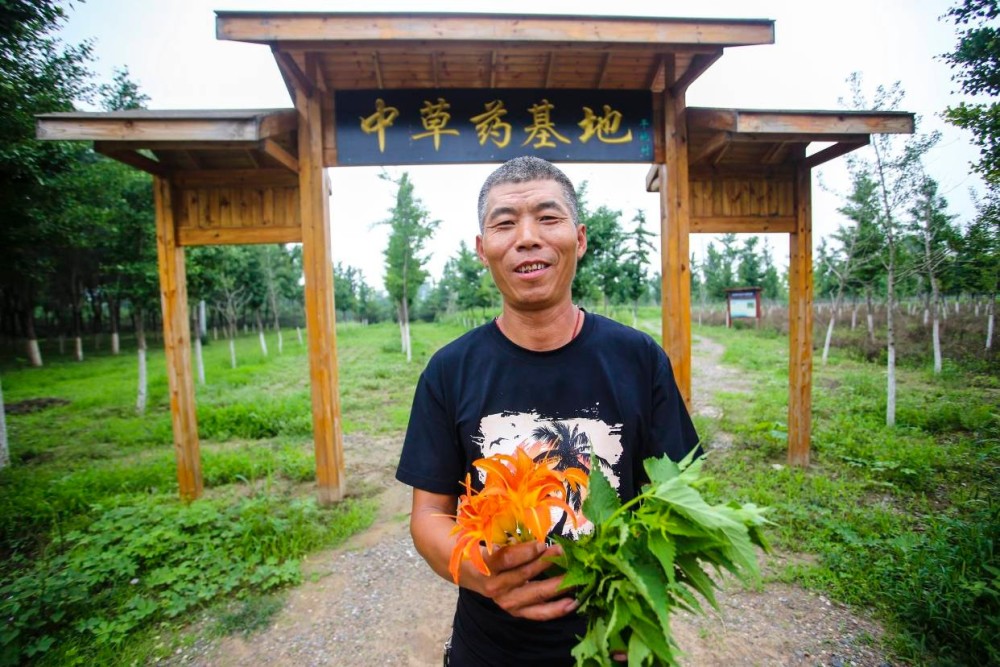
[{"left": 333, "top": 89, "right": 653, "bottom": 165}]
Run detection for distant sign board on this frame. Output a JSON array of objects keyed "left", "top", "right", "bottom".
[
  {"left": 333, "top": 89, "right": 653, "bottom": 165},
  {"left": 729, "top": 291, "right": 758, "bottom": 319}
]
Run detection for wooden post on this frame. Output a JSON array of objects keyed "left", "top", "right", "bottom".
[
  {"left": 788, "top": 165, "right": 813, "bottom": 467},
  {"left": 153, "top": 177, "right": 203, "bottom": 500},
  {"left": 297, "top": 85, "right": 346, "bottom": 504},
  {"left": 659, "top": 78, "right": 693, "bottom": 409}
]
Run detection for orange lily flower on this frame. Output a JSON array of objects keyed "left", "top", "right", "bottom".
[{"left": 448, "top": 449, "right": 589, "bottom": 583}]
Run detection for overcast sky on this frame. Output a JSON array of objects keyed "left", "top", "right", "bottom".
[{"left": 57, "top": 0, "right": 984, "bottom": 287}]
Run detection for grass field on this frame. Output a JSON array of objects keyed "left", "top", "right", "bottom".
[{"left": 1, "top": 312, "right": 997, "bottom": 665}]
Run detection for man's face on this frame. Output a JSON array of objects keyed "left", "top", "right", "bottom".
[{"left": 476, "top": 179, "right": 587, "bottom": 312}]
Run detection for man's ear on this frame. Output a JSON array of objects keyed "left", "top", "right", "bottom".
[
  {"left": 576, "top": 224, "right": 587, "bottom": 260},
  {"left": 475, "top": 234, "right": 488, "bottom": 267}
]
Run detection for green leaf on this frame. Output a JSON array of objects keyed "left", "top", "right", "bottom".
[
  {"left": 646, "top": 531, "right": 676, "bottom": 584},
  {"left": 643, "top": 455, "right": 680, "bottom": 485},
  {"left": 583, "top": 459, "right": 621, "bottom": 525}
]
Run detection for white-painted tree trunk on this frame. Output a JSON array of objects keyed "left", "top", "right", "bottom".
[
  {"left": 987, "top": 298, "right": 995, "bottom": 351},
  {"left": 213, "top": 326, "right": 218, "bottom": 341},
  {"left": 296, "top": 326, "right": 303, "bottom": 345},
  {"left": 851, "top": 305, "right": 858, "bottom": 330},
  {"left": 73, "top": 337, "right": 83, "bottom": 362},
  {"left": 136, "top": 347, "right": 147, "bottom": 415},
  {"left": 258, "top": 329, "right": 268, "bottom": 356},
  {"left": 229, "top": 336, "right": 237, "bottom": 369},
  {"left": 923, "top": 308, "right": 929, "bottom": 327},
  {"left": 194, "top": 336, "right": 206, "bottom": 385},
  {"left": 27, "top": 339, "right": 42, "bottom": 367},
  {"left": 822, "top": 314, "right": 836, "bottom": 365},
  {"left": 277, "top": 329, "right": 283, "bottom": 355},
  {"left": 111, "top": 332, "right": 120, "bottom": 355},
  {"left": 932, "top": 312, "right": 942, "bottom": 374},
  {"left": 0, "top": 375, "right": 9, "bottom": 470}
]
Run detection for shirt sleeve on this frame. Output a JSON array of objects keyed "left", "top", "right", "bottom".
[{"left": 395, "top": 365, "right": 467, "bottom": 496}]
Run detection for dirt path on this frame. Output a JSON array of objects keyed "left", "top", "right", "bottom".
[{"left": 187, "top": 334, "right": 890, "bottom": 667}]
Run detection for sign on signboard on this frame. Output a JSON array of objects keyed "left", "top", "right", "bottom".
[{"left": 334, "top": 89, "right": 653, "bottom": 165}]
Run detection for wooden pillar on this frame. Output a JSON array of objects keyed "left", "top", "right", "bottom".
[
  {"left": 788, "top": 165, "right": 813, "bottom": 467},
  {"left": 659, "top": 81, "right": 693, "bottom": 409},
  {"left": 153, "top": 177, "right": 202, "bottom": 500},
  {"left": 297, "top": 85, "right": 346, "bottom": 504}
]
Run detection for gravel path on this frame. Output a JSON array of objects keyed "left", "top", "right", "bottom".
[{"left": 179, "top": 333, "right": 891, "bottom": 667}]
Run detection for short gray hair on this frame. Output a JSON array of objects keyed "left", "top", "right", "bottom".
[{"left": 477, "top": 156, "right": 579, "bottom": 231}]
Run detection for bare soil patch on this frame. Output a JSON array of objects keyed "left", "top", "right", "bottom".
[
  {"left": 6, "top": 396, "right": 70, "bottom": 415},
  {"left": 179, "top": 334, "right": 890, "bottom": 666}
]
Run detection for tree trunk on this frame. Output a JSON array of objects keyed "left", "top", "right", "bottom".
[
  {"left": 109, "top": 296, "right": 121, "bottom": 355},
  {"left": 886, "top": 263, "right": 897, "bottom": 427},
  {"left": 865, "top": 289, "right": 875, "bottom": 344},
  {"left": 193, "top": 313, "right": 206, "bottom": 387},
  {"left": 822, "top": 312, "right": 836, "bottom": 365},
  {"left": 229, "top": 322, "right": 238, "bottom": 369},
  {"left": 0, "top": 375, "right": 9, "bottom": 469},
  {"left": 135, "top": 311, "right": 148, "bottom": 415},
  {"left": 296, "top": 326, "right": 303, "bottom": 345},
  {"left": 987, "top": 295, "right": 995, "bottom": 351},
  {"left": 851, "top": 302, "right": 858, "bottom": 330},
  {"left": 256, "top": 310, "right": 268, "bottom": 357},
  {"left": 23, "top": 305, "right": 43, "bottom": 367}
]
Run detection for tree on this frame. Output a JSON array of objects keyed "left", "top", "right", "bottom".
[
  {"left": 0, "top": 0, "right": 94, "bottom": 366},
  {"left": 843, "top": 73, "right": 939, "bottom": 426},
  {"left": 963, "top": 188, "right": 1000, "bottom": 348},
  {"left": 380, "top": 172, "right": 438, "bottom": 361},
  {"left": 736, "top": 236, "right": 765, "bottom": 287},
  {"left": 617, "top": 211, "right": 655, "bottom": 326},
  {"left": 910, "top": 176, "right": 959, "bottom": 372},
  {"left": 941, "top": 0, "right": 1000, "bottom": 183}
]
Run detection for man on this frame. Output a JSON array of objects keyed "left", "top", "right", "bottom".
[{"left": 395, "top": 156, "right": 698, "bottom": 666}]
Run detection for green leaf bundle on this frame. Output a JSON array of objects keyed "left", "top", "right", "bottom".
[{"left": 555, "top": 452, "right": 771, "bottom": 666}]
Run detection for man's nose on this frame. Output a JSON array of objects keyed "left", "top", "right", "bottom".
[{"left": 514, "top": 218, "right": 542, "bottom": 249}]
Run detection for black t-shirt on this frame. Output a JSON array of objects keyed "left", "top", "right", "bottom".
[{"left": 396, "top": 313, "right": 699, "bottom": 666}]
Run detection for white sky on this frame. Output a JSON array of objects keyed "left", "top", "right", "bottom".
[{"left": 58, "top": 0, "right": 984, "bottom": 288}]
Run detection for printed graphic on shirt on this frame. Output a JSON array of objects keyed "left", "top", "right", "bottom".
[{"left": 475, "top": 410, "right": 623, "bottom": 538}]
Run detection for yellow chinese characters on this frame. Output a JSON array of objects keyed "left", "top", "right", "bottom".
[
  {"left": 359, "top": 98, "right": 400, "bottom": 153},
  {"left": 470, "top": 100, "right": 512, "bottom": 148},
  {"left": 412, "top": 97, "right": 460, "bottom": 150},
  {"left": 523, "top": 99, "right": 571, "bottom": 149},
  {"left": 578, "top": 104, "right": 633, "bottom": 144}
]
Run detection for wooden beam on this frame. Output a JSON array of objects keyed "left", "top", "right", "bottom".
[
  {"left": 260, "top": 138, "right": 299, "bottom": 172},
  {"left": 431, "top": 51, "right": 440, "bottom": 87},
  {"left": 95, "top": 140, "right": 259, "bottom": 152},
  {"left": 177, "top": 225, "right": 302, "bottom": 246},
  {"left": 172, "top": 169, "right": 299, "bottom": 188},
  {"left": 544, "top": 52, "right": 556, "bottom": 88},
  {"left": 669, "top": 51, "right": 722, "bottom": 95},
  {"left": 597, "top": 53, "right": 612, "bottom": 88},
  {"left": 94, "top": 145, "right": 168, "bottom": 177},
  {"left": 659, "top": 77, "right": 693, "bottom": 410},
  {"left": 802, "top": 139, "right": 870, "bottom": 169},
  {"left": 788, "top": 164, "right": 813, "bottom": 467},
  {"left": 489, "top": 50, "right": 497, "bottom": 88},
  {"left": 689, "top": 131, "right": 730, "bottom": 165},
  {"left": 687, "top": 107, "right": 914, "bottom": 135},
  {"left": 645, "top": 163, "right": 659, "bottom": 192},
  {"left": 39, "top": 116, "right": 265, "bottom": 142},
  {"left": 217, "top": 13, "right": 776, "bottom": 49},
  {"left": 690, "top": 215, "right": 797, "bottom": 234},
  {"left": 323, "top": 91, "right": 338, "bottom": 168},
  {"left": 153, "top": 177, "right": 202, "bottom": 500},
  {"left": 244, "top": 149, "right": 259, "bottom": 168},
  {"left": 646, "top": 54, "right": 666, "bottom": 91},
  {"left": 760, "top": 141, "right": 788, "bottom": 165},
  {"left": 275, "top": 50, "right": 315, "bottom": 98},
  {"left": 372, "top": 52, "right": 384, "bottom": 89},
  {"left": 297, "top": 82, "right": 345, "bottom": 504}
]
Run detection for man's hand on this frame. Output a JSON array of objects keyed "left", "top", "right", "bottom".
[
  {"left": 475, "top": 540, "right": 578, "bottom": 621},
  {"left": 409, "top": 489, "right": 578, "bottom": 622}
]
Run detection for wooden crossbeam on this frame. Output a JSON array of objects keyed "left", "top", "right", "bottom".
[
  {"left": 372, "top": 52, "right": 384, "bottom": 89},
  {"left": 597, "top": 53, "right": 611, "bottom": 88},
  {"left": 690, "top": 131, "right": 730, "bottom": 165},
  {"left": 275, "top": 50, "right": 315, "bottom": 97},
  {"left": 802, "top": 139, "right": 869, "bottom": 169},
  {"left": 94, "top": 144, "right": 168, "bottom": 176},
  {"left": 260, "top": 138, "right": 299, "bottom": 172},
  {"left": 545, "top": 52, "right": 556, "bottom": 88},
  {"left": 690, "top": 215, "right": 797, "bottom": 233},
  {"left": 669, "top": 51, "right": 722, "bottom": 95},
  {"left": 760, "top": 141, "right": 788, "bottom": 165},
  {"left": 489, "top": 50, "right": 497, "bottom": 87}
]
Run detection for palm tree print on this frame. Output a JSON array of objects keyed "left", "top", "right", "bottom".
[{"left": 531, "top": 421, "right": 611, "bottom": 514}]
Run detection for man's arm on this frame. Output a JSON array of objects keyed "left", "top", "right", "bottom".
[{"left": 409, "top": 488, "right": 578, "bottom": 621}]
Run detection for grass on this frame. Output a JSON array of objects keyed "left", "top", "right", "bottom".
[
  {"left": 683, "top": 321, "right": 999, "bottom": 666},
  {"left": 2, "top": 312, "right": 998, "bottom": 665},
  {"left": 0, "top": 322, "right": 459, "bottom": 666}
]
